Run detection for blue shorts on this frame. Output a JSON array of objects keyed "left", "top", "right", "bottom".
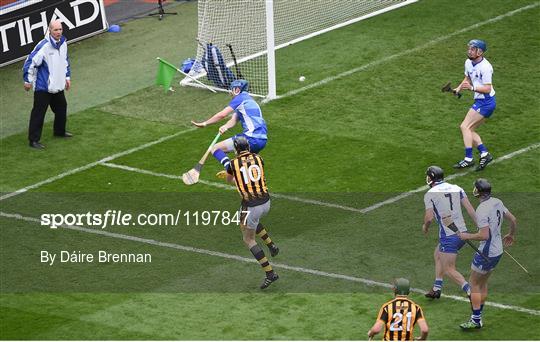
[
  {"left": 438, "top": 235, "right": 465, "bottom": 254},
  {"left": 235, "top": 134, "right": 267, "bottom": 153},
  {"left": 471, "top": 96, "right": 496, "bottom": 118},
  {"left": 471, "top": 253, "right": 502, "bottom": 274}
]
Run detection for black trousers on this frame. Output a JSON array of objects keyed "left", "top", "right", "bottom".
[{"left": 28, "top": 91, "right": 67, "bottom": 142}]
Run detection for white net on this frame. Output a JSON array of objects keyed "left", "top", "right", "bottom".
[{"left": 183, "top": 0, "right": 417, "bottom": 99}]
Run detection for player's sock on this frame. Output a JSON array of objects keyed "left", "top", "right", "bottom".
[
  {"left": 477, "top": 144, "right": 489, "bottom": 157},
  {"left": 250, "top": 245, "right": 274, "bottom": 276},
  {"left": 212, "top": 149, "right": 230, "bottom": 170},
  {"left": 465, "top": 147, "right": 473, "bottom": 161},
  {"left": 462, "top": 282, "right": 471, "bottom": 296},
  {"left": 471, "top": 308, "right": 482, "bottom": 324},
  {"left": 256, "top": 223, "right": 274, "bottom": 247},
  {"left": 480, "top": 304, "right": 484, "bottom": 312},
  {"left": 433, "top": 279, "right": 443, "bottom": 292}
]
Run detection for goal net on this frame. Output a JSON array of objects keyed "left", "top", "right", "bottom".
[{"left": 181, "top": 0, "right": 418, "bottom": 100}]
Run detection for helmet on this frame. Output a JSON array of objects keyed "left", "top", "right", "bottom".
[
  {"left": 233, "top": 135, "right": 250, "bottom": 154},
  {"left": 468, "top": 39, "right": 487, "bottom": 52},
  {"left": 473, "top": 178, "right": 491, "bottom": 198},
  {"left": 229, "top": 79, "right": 249, "bottom": 93},
  {"left": 393, "top": 278, "right": 410, "bottom": 296},
  {"left": 426, "top": 165, "right": 444, "bottom": 186}
]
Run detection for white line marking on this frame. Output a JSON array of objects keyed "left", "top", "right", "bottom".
[
  {"left": 0, "top": 128, "right": 196, "bottom": 202},
  {"left": 3, "top": 4, "right": 537, "bottom": 206},
  {"left": 101, "top": 162, "right": 366, "bottom": 213},
  {"left": 360, "top": 142, "right": 540, "bottom": 213},
  {"left": 102, "top": 142, "right": 540, "bottom": 214},
  {"left": 1, "top": 210, "right": 538, "bottom": 316},
  {"left": 271, "top": 3, "right": 540, "bottom": 101}
]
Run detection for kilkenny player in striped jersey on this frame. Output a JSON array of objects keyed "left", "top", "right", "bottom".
[
  {"left": 217, "top": 136, "right": 279, "bottom": 289},
  {"left": 368, "top": 279, "right": 429, "bottom": 341}
]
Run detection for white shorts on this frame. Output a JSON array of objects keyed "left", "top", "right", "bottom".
[
  {"left": 222, "top": 137, "right": 234, "bottom": 152},
  {"left": 240, "top": 200, "right": 270, "bottom": 229}
]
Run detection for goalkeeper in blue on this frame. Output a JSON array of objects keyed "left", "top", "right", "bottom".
[
  {"left": 191, "top": 79, "right": 268, "bottom": 175},
  {"left": 457, "top": 179, "right": 517, "bottom": 330}
]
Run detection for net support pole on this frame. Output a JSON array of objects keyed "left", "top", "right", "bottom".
[{"left": 265, "top": 0, "right": 277, "bottom": 100}]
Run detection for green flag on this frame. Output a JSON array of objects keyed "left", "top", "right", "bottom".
[{"left": 155, "top": 58, "right": 177, "bottom": 92}]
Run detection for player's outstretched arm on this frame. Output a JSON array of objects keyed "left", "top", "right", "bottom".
[
  {"left": 192, "top": 106, "right": 234, "bottom": 127},
  {"left": 219, "top": 113, "right": 239, "bottom": 134},
  {"left": 458, "top": 226, "right": 489, "bottom": 241}
]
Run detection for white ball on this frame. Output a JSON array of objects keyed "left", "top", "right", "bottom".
[{"left": 299, "top": 76, "right": 306, "bottom": 82}]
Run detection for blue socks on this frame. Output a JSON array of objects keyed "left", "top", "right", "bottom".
[
  {"left": 433, "top": 279, "right": 443, "bottom": 291},
  {"left": 471, "top": 308, "right": 482, "bottom": 324},
  {"left": 465, "top": 147, "right": 473, "bottom": 160},
  {"left": 212, "top": 149, "right": 230, "bottom": 170},
  {"left": 462, "top": 282, "right": 471, "bottom": 296},
  {"left": 477, "top": 144, "right": 488, "bottom": 157}
]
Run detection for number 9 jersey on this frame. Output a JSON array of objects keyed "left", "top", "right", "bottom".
[
  {"left": 229, "top": 151, "right": 270, "bottom": 207},
  {"left": 476, "top": 197, "right": 507, "bottom": 258}
]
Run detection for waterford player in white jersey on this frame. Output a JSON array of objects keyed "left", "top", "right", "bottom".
[
  {"left": 453, "top": 39, "right": 495, "bottom": 171},
  {"left": 457, "top": 179, "right": 517, "bottom": 329},
  {"left": 422, "top": 166, "right": 477, "bottom": 299}
]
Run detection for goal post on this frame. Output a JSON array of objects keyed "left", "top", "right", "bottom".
[{"left": 181, "top": 0, "right": 418, "bottom": 101}]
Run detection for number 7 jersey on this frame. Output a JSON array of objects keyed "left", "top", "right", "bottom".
[
  {"left": 424, "top": 182, "right": 468, "bottom": 238},
  {"left": 229, "top": 151, "right": 270, "bottom": 207}
]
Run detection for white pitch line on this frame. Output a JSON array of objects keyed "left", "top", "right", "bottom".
[
  {"left": 360, "top": 142, "right": 540, "bottom": 213},
  {"left": 3, "top": 3, "right": 537, "bottom": 204},
  {"left": 0, "top": 127, "right": 196, "bottom": 202},
  {"left": 1, "top": 210, "right": 538, "bottom": 316},
  {"left": 102, "top": 141, "right": 540, "bottom": 214},
  {"left": 271, "top": 2, "right": 540, "bottom": 101},
  {"left": 101, "top": 162, "right": 366, "bottom": 213}
]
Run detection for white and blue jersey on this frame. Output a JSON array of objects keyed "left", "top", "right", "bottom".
[
  {"left": 424, "top": 182, "right": 468, "bottom": 253},
  {"left": 22, "top": 35, "right": 70, "bottom": 93},
  {"left": 465, "top": 58, "right": 495, "bottom": 100},
  {"left": 228, "top": 92, "right": 267, "bottom": 141},
  {"left": 465, "top": 57, "right": 496, "bottom": 117},
  {"left": 476, "top": 197, "right": 507, "bottom": 258},
  {"left": 471, "top": 197, "right": 507, "bottom": 273}
]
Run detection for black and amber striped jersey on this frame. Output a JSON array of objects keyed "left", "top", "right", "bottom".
[
  {"left": 376, "top": 296, "right": 425, "bottom": 341},
  {"left": 229, "top": 151, "right": 270, "bottom": 207}
]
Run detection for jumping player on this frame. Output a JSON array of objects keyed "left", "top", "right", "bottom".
[
  {"left": 191, "top": 80, "right": 268, "bottom": 176},
  {"left": 221, "top": 136, "right": 279, "bottom": 289}
]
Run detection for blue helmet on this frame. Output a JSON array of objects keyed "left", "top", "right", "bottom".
[
  {"left": 468, "top": 39, "right": 487, "bottom": 52},
  {"left": 230, "top": 79, "right": 249, "bottom": 93}
]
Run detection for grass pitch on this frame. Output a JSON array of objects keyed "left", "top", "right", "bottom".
[{"left": 1, "top": 0, "right": 539, "bottom": 340}]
